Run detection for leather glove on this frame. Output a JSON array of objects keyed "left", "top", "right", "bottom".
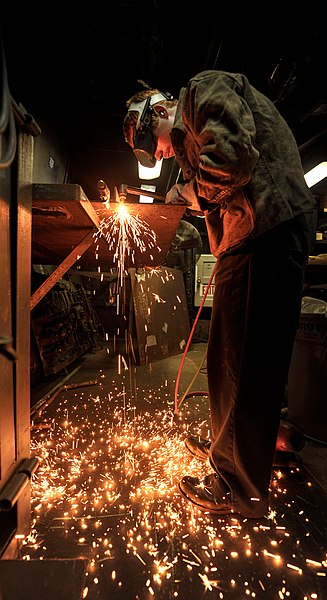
[
  {"left": 165, "top": 183, "right": 189, "bottom": 205},
  {"left": 165, "top": 182, "right": 204, "bottom": 217}
]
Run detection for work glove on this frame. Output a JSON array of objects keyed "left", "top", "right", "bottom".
[
  {"left": 165, "top": 183, "right": 189, "bottom": 205},
  {"left": 166, "top": 182, "right": 204, "bottom": 216}
]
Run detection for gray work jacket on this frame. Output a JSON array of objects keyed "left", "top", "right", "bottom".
[{"left": 170, "top": 70, "right": 315, "bottom": 256}]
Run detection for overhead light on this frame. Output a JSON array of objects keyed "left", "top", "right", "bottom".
[
  {"left": 304, "top": 161, "right": 327, "bottom": 188},
  {"left": 138, "top": 159, "right": 163, "bottom": 180}
]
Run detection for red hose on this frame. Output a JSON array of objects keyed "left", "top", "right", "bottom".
[{"left": 174, "top": 262, "right": 216, "bottom": 414}]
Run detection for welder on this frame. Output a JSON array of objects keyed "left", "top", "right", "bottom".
[{"left": 122, "top": 70, "right": 315, "bottom": 518}]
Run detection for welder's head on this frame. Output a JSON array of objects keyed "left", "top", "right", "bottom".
[{"left": 123, "top": 89, "right": 176, "bottom": 168}]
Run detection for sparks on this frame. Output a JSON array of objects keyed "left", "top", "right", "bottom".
[{"left": 94, "top": 205, "right": 159, "bottom": 283}]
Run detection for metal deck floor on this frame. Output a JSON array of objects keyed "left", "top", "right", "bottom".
[{"left": 11, "top": 343, "right": 327, "bottom": 599}]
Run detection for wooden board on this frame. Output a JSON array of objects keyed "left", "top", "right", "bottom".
[
  {"left": 32, "top": 183, "right": 100, "bottom": 265},
  {"left": 32, "top": 183, "right": 185, "bottom": 269},
  {"left": 129, "top": 266, "right": 190, "bottom": 365}
]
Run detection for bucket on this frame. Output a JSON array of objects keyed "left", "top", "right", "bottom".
[{"left": 287, "top": 298, "right": 327, "bottom": 443}]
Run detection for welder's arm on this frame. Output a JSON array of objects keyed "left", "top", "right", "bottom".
[{"left": 180, "top": 74, "right": 260, "bottom": 211}]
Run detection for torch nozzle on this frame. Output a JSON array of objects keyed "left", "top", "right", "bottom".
[
  {"left": 97, "top": 179, "right": 110, "bottom": 206},
  {"left": 118, "top": 184, "right": 128, "bottom": 203},
  {"left": 118, "top": 183, "right": 166, "bottom": 202}
]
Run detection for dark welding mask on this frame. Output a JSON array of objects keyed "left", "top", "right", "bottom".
[
  {"left": 133, "top": 97, "right": 156, "bottom": 167},
  {"left": 127, "top": 91, "right": 174, "bottom": 168}
]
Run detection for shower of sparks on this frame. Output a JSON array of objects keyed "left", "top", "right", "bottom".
[
  {"left": 21, "top": 381, "right": 327, "bottom": 599},
  {"left": 94, "top": 204, "right": 161, "bottom": 292}
]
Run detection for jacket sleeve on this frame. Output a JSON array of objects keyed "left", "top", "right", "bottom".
[{"left": 179, "top": 73, "right": 260, "bottom": 210}]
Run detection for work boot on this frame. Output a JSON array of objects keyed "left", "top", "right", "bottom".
[
  {"left": 179, "top": 473, "right": 237, "bottom": 514},
  {"left": 185, "top": 435, "right": 301, "bottom": 467},
  {"left": 179, "top": 473, "right": 267, "bottom": 518},
  {"left": 185, "top": 435, "right": 210, "bottom": 461}
]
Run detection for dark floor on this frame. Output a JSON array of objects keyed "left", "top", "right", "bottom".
[{"left": 10, "top": 342, "right": 327, "bottom": 598}]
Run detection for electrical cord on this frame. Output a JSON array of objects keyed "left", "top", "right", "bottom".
[
  {"left": 174, "top": 261, "right": 216, "bottom": 414},
  {"left": 0, "top": 29, "right": 17, "bottom": 169},
  {"left": 177, "top": 347, "right": 208, "bottom": 408}
]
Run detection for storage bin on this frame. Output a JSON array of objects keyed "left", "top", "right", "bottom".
[{"left": 287, "top": 298, "right": 327, "bottom": 443}]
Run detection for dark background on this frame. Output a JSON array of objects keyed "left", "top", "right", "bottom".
[{"left": 2, "top": 1, "right": 327, "bottom": 205}]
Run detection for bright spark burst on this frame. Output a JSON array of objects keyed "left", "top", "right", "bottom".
[{"left": 94, "top": 204, "right": 160, "bottom": 289}]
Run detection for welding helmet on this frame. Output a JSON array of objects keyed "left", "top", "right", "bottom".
[{"left": 126, "top": 91, "right": 173, "bottom": 168}]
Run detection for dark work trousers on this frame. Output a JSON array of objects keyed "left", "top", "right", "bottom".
[{"left": 207, "top": 212, "right": 314, "bottom": 517}]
